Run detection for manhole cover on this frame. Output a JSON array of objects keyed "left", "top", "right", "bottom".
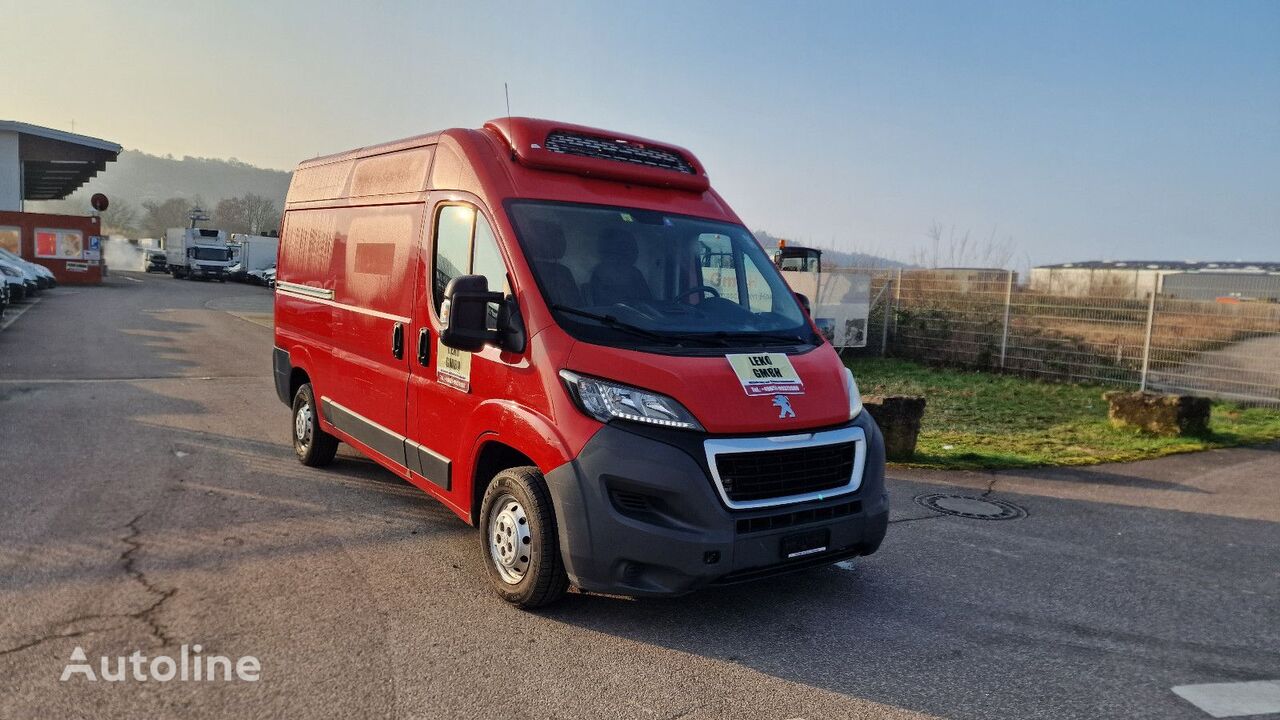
[{"left": 914, "top": 493, "right": 1027, "bottom": 520}]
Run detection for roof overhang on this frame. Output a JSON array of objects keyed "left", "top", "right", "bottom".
[{"left": 0, "top": 121, "right": 122, "bottom": 201}]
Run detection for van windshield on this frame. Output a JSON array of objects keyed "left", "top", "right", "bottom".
[{"left": 507, "top": 200, "right": 818, "bottom": 352}]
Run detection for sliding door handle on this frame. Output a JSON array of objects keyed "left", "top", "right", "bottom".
[{"left": 392, "top": 322, "right": 404, "bottom": 360}]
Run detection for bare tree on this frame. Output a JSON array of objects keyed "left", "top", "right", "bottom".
[
  {"left": 242, "top": 193, "right": 280, "bottom": 234},
  {"left": 141, "top": 197, "right": 195, "bottom": 238},
  {"left": 911, "top": 221, "right": 1017, "bottom": 268},
  {"left": 100, "top": 199, "right": 140, "bottom": 236},
  {"left": 214, "top": 193, "right": 280, "bottom": 234}
]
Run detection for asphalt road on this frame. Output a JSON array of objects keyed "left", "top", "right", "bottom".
[{"left": 1, "top": 272, "right": 1277, "bottom": 719}]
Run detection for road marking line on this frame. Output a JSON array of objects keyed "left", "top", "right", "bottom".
[
  {"left": 121, "top": 275, "right": 142, "bottom": 283},
  {"left": 0, "top": 297, "right": 41, "bottom": 332},
  {"left": 1172, "top": 680, "right": 1280, "bottom": 718}
]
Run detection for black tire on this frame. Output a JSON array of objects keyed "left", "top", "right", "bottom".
[
  {"left": 291, "top": 383, "right": 338, "bottom": 467},
  {"left": 479, "top": 466, "right": 569, "bottom": 608}
]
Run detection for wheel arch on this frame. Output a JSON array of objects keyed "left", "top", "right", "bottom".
[{"left": 470, "top": 439, "right": 537, "bottom": 525}]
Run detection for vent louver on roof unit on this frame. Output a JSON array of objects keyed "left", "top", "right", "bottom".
[{"left": 543, "top": 131, "right": 696, "bottom": 175}]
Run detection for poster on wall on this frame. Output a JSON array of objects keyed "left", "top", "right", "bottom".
[
  {"left": 35, "top": 230, "right": 59, "bottom": 258},
  {"left": 59, "top": 231, "right": 84, "bottom": 259},
  {"left": 0, "top": 226, "right": 19, "bottom": 255},
  {"left": 34, "top": 229, "right": 84, "bottom": 260},
  {"left": 84, "top": 235, "right": 103, "bottom": 261}
]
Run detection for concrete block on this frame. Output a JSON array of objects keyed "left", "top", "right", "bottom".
[
  {"left": 863, "top": 395, "right": 927, "bottom": 461},
  {"left": 1103, "top": 391, "right": 1211, "bottom": 436}
]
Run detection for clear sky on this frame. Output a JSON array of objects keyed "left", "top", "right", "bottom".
[{"left": 7, "top": 0, "right": 1278, "bottom": 265}]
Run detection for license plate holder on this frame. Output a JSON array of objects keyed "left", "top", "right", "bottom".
[{"left": 780, "top": 529, "right": 830, "bottom": 559}]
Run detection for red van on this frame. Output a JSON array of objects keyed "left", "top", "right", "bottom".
[{"left": 273, "top": 118, "right": 887, "bottom": 607}]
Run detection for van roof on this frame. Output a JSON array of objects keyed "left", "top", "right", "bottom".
[
  {"left": 296, "top": 131, "right": 444, "bottom": 170},
  {"left": 287, "top": 118, "right": 734, "bottom": 221}
]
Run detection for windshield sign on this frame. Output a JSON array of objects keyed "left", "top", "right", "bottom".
[{"left": 507, "top": 200, "right": 816, "bottom": 352}]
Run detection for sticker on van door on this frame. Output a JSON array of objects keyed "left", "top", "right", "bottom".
[
  {"left": 726, "top": 353, "right": 804, "bottom": 396},
  {"left": 436, "top": 339, "right": 471, "bottom": 392}
]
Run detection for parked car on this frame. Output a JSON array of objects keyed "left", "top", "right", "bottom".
[
  {"left": 0, "top": 259, "right": 29, "bottom": 302},
  {"left": 247, "top": 264, "right": 276, "bottom": 287},
  {"left": 145, "top": 251, "right": 168, "bottom": 273},
  {"left": 0, "top": 249, "right": 47, "bottom": 292},
  {"left": 0, "top": 275, "right": 9, "bottom": 318},
  {"left": 273, "top": 117, "right": 887, "bottom": 608}
]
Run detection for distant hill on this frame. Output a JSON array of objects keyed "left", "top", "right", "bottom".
[
  {"left": 29, "top": 149, "right": 291, "bottom": 216},
  {"left": 753, "top": 230, "right": 909, "bottom": 269},
  {"left": 26, "top": 155, "right": 906, "bottom": 269}
]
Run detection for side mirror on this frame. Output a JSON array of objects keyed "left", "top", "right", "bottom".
[
  {"left": 440, "top": 275, "right": 503, "bottom": 352},
  {"left": 795, "top": 292, "right": 812, "bottom": 316}
]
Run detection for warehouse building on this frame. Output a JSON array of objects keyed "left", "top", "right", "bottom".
[{"left": 1030, "top": 260, "right": 1280, "bottom": 301}]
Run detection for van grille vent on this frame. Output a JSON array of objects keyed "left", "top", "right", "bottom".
[
  {"left": 715, "top": 442, "right": 856, "bottom": 503},
  {"left": 736, "top": 500, "right": 861, "bottom": 534},
  {"left": 544, "top": 131, "right": 695, "bottom": 175}
]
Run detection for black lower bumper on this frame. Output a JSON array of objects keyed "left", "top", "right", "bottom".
[{"left": 544, "top": 412, "right": 889, "bottom": 597}]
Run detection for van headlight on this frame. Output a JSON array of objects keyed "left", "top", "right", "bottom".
[
  {"left": 844, "top": 367, "right": 864, "bottom": 420},
  {"left": 560, "top": 370, "right": 704, "bottom": 431}
]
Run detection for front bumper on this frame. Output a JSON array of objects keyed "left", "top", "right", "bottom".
[{"left": 544, "top": 412, "right": 889, "bottom": 597}]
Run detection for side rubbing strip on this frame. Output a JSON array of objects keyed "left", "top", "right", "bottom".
[
  {"left": 405, "top": 439, "right": 451, "bottom": 491},
  {"left": 276, "top": 280, "right": 334, "bottom": 300},
  {"left": 320, "top": 397, "right": 408, "bottom": 468}
]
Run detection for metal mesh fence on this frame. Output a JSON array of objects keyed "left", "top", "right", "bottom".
[{"left": 838, "top": 267, "right": 1280, "bottom": 404}]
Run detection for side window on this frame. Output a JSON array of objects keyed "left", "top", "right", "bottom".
[
  {"left": 698, "top": 233, "right": 740, "bottom": 304},
  {"left": 743, "top": 258, "right": 771, "bottom": 312},
  {"left": 471, "top": 217, "right": 508, "bottom": 295},
  {"left": 432, "top": 204, "right": 510, "bottom": 326},
  {"left": 433, "top": 205, "right": 476, "bottom": 314},
  {"left": 470, "top": 217, "right": 508, "bottom": 330}
]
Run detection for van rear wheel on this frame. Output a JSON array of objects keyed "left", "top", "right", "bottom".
[
  {"left": 292, "top": 383, "right": 338, "bottom": 467},
  {"left": 480, "top": 467, "right": 568, "bottom": 608}
]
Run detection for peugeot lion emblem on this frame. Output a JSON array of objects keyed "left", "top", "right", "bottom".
[{"left": 773, "top": 395, "right": 796, "bottom": 419}]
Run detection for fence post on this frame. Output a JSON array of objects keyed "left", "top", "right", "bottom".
[
  {"left": 999, "top": 270, "right": 1014, "bottom": 368},
  {"left": 1139, "top": 289, "right": 1156, "bottom": 391},
  {"left": 893, "top": 267, "right": 903, "bottom": 336},
  {"left": 880, "top": 272, "right": 893, "bottom": 357}
]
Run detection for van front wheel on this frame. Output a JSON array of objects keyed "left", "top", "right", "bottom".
[
  {"left": 480, "top": 467, "right": 568, "bottom": 608},
  {"left": 292, "top": 383, "right": 338, "bottom": 467}
]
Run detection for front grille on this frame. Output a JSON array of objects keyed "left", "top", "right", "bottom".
[
  {"left": 544, "top": 131, "right": 695, "bottom": 174},
  {"left": 715, "top": 442, "right": 856, "bottom": 503}
]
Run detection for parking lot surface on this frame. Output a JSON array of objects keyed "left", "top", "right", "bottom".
[{"left": 1, "top": 273, "right": 1277, "bottom": 719}]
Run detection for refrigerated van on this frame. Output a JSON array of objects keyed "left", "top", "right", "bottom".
[{"left": 273, "top": 117, "right": 887, "bottom": 607}]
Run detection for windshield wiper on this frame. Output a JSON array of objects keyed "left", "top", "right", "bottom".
[
  {"left": 550, "top": 305, "right": 677, "bottom": 345},
  {"left": 705, "top": 330, "right": 811, "bottom": 345}
]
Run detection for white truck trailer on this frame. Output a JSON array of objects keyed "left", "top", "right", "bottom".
[
  {"left": 165, "top": 228, "right": 234, "bottom": 281},
  {"left": 227, "top": 233, "right": 279, "bottom": 283}
]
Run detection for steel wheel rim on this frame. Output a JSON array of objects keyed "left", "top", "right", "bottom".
[
  {"left": 488, "top": 493, "right": 532, "bottom": 585},
  {"left": 295, "top": 402, "right": 313, "bottom": 446}
]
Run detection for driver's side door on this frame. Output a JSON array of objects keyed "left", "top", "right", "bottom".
[{"left": 405, "top": 198, "right": 511, "bottom": 514}]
